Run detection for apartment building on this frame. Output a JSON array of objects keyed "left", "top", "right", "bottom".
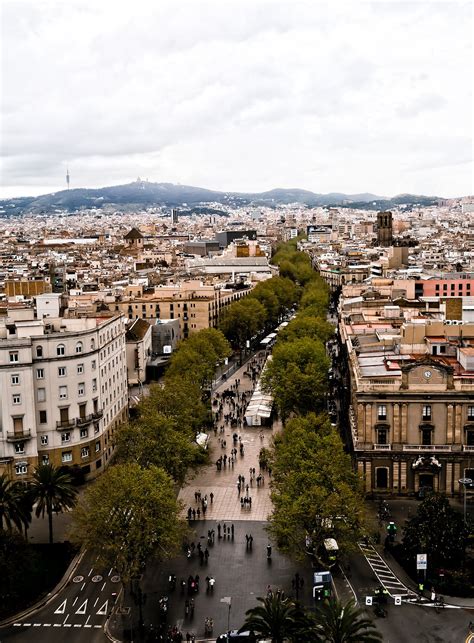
[
  {"left": 114, "top": 280, "right": 251, "bottom": 339},
  {"left": 0, "top": 311, "right": 128, "bottom": 481},
  {"left": 340, "top": 302, "right": 474, "bottom": 496}
]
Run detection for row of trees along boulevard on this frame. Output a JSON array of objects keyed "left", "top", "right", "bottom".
[
  {"left": 220, "top": 240, "right": 374, "bottom": 642},
  {"left": 70, "top": 327, "right": 232, "bottom": 632}
]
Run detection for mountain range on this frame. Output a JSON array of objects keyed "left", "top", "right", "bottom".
[{"left": 0, "top": 181, "right": 440, "bottom": 214}]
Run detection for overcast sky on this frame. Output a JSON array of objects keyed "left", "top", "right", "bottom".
[{"left": 1, "top": 0, "right": 472, "bottom": 198}]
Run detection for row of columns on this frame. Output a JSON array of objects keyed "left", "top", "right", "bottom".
[
  {"left": 358, "top": 459, "right": 463, "bottom": 494},
  {"left": 357, "top": 402, "right": 465, "bottom": 445}
]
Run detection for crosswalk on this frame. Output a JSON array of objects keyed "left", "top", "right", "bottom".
[{"left": 358, "top": 541, "right": 419, "bottom": 601}]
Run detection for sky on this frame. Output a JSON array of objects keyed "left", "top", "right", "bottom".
[{"left": 1, "top": 0, "right": 473, "bottom": 199}]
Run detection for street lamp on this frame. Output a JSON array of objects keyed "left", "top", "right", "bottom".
[{"left": 459, "top": 478, "right": 472, "bottom": 524}]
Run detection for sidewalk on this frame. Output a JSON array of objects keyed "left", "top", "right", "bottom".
[{"left": 179, "top": 351, "right": 282, "bottom": 523}]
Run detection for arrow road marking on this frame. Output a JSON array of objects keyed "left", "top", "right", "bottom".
[
  {"left": 97, "top": 600, "right": 108, "bottom": 616},
  {"left": 54, "top": 599, "right": 67, "bottom": 614},
  {"left": 76, "top": 599, "right": 88, "bottom": 615}
]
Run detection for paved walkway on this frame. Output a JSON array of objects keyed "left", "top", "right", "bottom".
[{"left": 179, "top": 352, "right": 281, "bottom": 523}]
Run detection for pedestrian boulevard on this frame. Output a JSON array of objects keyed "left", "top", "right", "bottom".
[{"left": 178, "top": 352, "right": 282, "bottom": 523}]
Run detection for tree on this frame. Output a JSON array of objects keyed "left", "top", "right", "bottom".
[
  {"left": 402, "top": 493, "right": 468, "bottom": 570},
  {"left": 71, "top": 463, "right": 183, "bottom": 583},
  {"left": 219, "top": 297, "right": 267, "bottom": 349},
  {"left": 0, "top": 474, "right": 30, "bottom": 534},
  {"left": 262, "top": 337, "right": 329, "bottom": 419},
  {"left": 30, "top": 464, "right": 77, "bottom": 544},
  {"left": 280, "top": 315, "right": 335, "bottom": 344},
  {"left": 239, "top": 594, "right": 306, "bottom": 643},
  {"left": 268, "top": 415, "right": 364, "bottom": 562},
  {"left": 310, "top": 599, "right": 382, "bottom": 643}
]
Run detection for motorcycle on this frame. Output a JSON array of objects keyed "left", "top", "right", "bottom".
[{"left": 204, "top": 617, "right": 214, "bottom": 635}]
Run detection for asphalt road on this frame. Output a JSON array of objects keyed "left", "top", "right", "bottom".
[{"left": 0, "top": 550, "right": 116, "bottom": 642}]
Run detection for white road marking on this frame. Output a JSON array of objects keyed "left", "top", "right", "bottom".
[
  {"left": 81, "top": 581, "right": 86, "bottom": 591},
  {"left": 74, "top": 624, "right": 82, "bottom": 627},
  {"left": 94, "top": 625, "right": 102, "bottom": 628},
  {"left": 72, "top": 597, "right": 78, "bottom": 606},
  {"left": 76, "top": 599, "right": 88, "bottom": 615},
  {"left": 93, "top": 597, "right": 99, "bottom": 607},
  {"left": 101, "top": 582, "right": 106, "bottom": 592},
  {"left": 88, "top": 567, "right": 93, "bottom": 576},
  {"left": 84, "top": 624, "right": 92, "bottom": 628},
  {"left": 85, "top": 615, "right": 91, "bottom": 626},
  {"left": 43, "top": 624, "right": 51, "bottom": 627},
  {"left": 63, "top": 614, "right": 69, "bottom": 625},
  {"left": 54, "top": 599, "right": 67, "bottom": 614},
  {"left": 13, "top": 624, "right": 21, "bottom": 627},
  {"left": 53, "top": 623, "right": 61, "bottom": 627},
  {"left": 97, "top": 600, "right": 108, "bottom": 616},
  {"left": 33, "top": 623, "right": 41, "bottom": 627},
  {"left": 108, "top": 567, "right": 113, "bottom": 576},
  {"left": 23, "top": 623, "right": 31, "bottom": 627}
]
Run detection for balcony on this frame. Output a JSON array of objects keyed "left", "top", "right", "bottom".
[
  {"left": 463, "top": 445, "right": 474, "bottom": 452},
  {"left": 403, "top": 444, "right": 452, "bottom": 452},
  {"left": 6, "top": 430, "right": 32, "bottom": 442},
  {"left": 76, "top": 413, "right": 95, "bottom": 427},
  {"left": 56, "top": 419, "right": 76, "bottom": 430},
  {"left": 373, "top": 444, "right": 392, "bottom": 451},
  {"left": 92, "top": 409, "right": 103, "bottom": 420}
]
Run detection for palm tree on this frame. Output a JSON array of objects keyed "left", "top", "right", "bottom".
[
  {"left": 0, "top": 474, "right": 31, "bottom": 533},
  {"left": 30, "top": 464, "right": 78, "bottom": 544},
  {"left": 240, "top": 594, "right": 304, "bottom": 643},
  {"left": 310, "top": 599, "right": 382, "bottom": 643}
]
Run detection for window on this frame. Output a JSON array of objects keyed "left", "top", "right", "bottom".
[
  {"left": 81, "top": 446, "right": 90, "bottom": 458},
  {"left": 422, "top": 405, "right": 432, "bottom": 421},
  {"left": 78, "top": 382, "right": 85, "bottom": 396},
  {"left": 56, "top": 344, "right": 65, "bottom": 356},
  {"left": 95, "top": 441, "right": 101, "bottom": 452},
  {"left": 41, "top": 435, "right": 49, "bottom": 446},
  {"left": 92, "top": 378, "right": 97, "bottom": 392},
  {"left": 77, "top": 363, "right": 84, "bottom": 374},
  {"left": 59, "top": 386, "right": 68, "bottom": 399},
  {"left": 75, "top": 341, "right": 83, "bottom": 354},
  {"left": 94, "top": 424, "right": 100, "bottom": 435},
  {"left": 377, "top": 405, "right": 387, "bottom": 421},
  {"left": 9, "top": 351, "right": 19, "bottom": 363},
  {"left": 36, "top": 345, "right": 43, "bottom": 357},
  {"left": 14, "top": 442, "right": 25, "bottom": 454},
  {"left": 58, "top": 366, "right": 67, "bottom": 377},
  {"left": 10, "top": 374, "right": 20, "bottom": 386},
  {"left": 80, "top": 427, "right": 88, "bottom": 439},
  {"left": 92, "top": 360, "right": 96, "bottom": 370},
  {"left": 421, "top": 428, "right": 432, "bottom": 445},
  {"left": 36, "top": 368, "right": 45, "bottom": 379},
  {"left": 12, "top": 394, "right": 21, "bottom": 405},
  {"left": 377, "top": 428, "right": 388, "bottom": 445},
  {"left": 375, "top": 467, "right": 389, "bottom": 489},
  {"left": 466, "top": 430, "right": 474, "bottom": 446},
  {"left": 91, "top": 338, "right": 95, "bottom": 350},
  {"left": 42, "top": 455, "right": 49, "bottom": 465},
  {"left": 37, "top": 388, "right": 46, "bottom": 402},
  {"left": 15, "top": 464, "right": 27, "bottom": 475},
  {"left": 61, "top": 432, "right": 71, "bottom": 443},
  {"left": 39, "top": 410, "right": 47, "bottom": 424},
  {"left": 468, "top": 406, "right": 474, "bottom": 421},
  {"left": 62, "top": 451, "right": 72, "bottom": 463}
]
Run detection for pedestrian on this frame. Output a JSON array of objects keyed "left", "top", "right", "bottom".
[
  {"left": 217, "top": 523, "right": 222, "bottom": 539},
  {"left": 245, "top": 534, "right": 249, "bottom": 546},
  {"left": 197, "top": 508, "right": 201, "bottom": 519},
  {"left": 186, "top": 633, "right": 191, "bottom": 642},
  {"left": 210, "top": 492, "right": 214, "bottom": 504},
  {"left": 241, "top": 497, "right": 244, "bottom": 508},
  {"left": 204, "top": 548, "right": 209, "bottom": 561},
  {"left": 237, "top": 482, "right": 241, "bottom": 494},
  {"left": 187, "top": 507, "right": 192, "bottom": 520},
  {"left": 249, "top": 534, "right": 253, "bottom": 548},
  {"left": 231, "top": 523, "right": 234, "bottom": 539},
  {"left": 192, "top": 509, "right": 196, "bottom": 520},
  {"left": 249, "top": 496, "right": 252, "bottom": 508},
  {"left": 246, "top": 484, "right": 249, "bottom": 496}
]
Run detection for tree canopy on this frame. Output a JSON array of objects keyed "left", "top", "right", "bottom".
[
  {"left": 401, "top": 493, "right": 468, "bottom": 570},
  {"left": 72, "top": 463, "right": 183, "bottom": 583},
  {"left": 262, "top": 337, "right": 329, "bottom": 419},
  {"left": 219, "top": 297, "right": 267, "bottom": 348},
  {"left": 268, "top": 414, "right": 364, "bottom": 562}
]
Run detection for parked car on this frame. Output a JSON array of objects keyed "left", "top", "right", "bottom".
[{"left": 216, "top": 631, "right": 256, "bottom": 642}]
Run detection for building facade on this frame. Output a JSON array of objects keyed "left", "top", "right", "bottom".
[{"left": 0, "top": 313, "right": 128, "bottom": 481}]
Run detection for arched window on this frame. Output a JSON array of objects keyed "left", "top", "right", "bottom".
[
  {"left": 75, "top": 341, "right": 83, "bottom": 354},
  {"left": 91, "top": 338, "right": 95, "bottom": 350},
  {"left": 36, "top": 345, "right": 43, "bottom": 358},
  {"left": 56, "top": 344, "right": 65, "bottom": 356}
]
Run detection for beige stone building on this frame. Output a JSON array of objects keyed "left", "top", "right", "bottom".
[
  {"left": 341, "top": 310, "right": 474, "bottom": 496},
  {"left": 113, "top": 280, "right": 252, "bottom": 339}
]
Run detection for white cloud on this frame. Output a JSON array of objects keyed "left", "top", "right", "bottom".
[{"left": 0, "top": 0, "right": 472, "bottom": 198}]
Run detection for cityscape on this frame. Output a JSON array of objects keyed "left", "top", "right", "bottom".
[{"left": 1, "top": 2, "right": 473, "bottom": 643}]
